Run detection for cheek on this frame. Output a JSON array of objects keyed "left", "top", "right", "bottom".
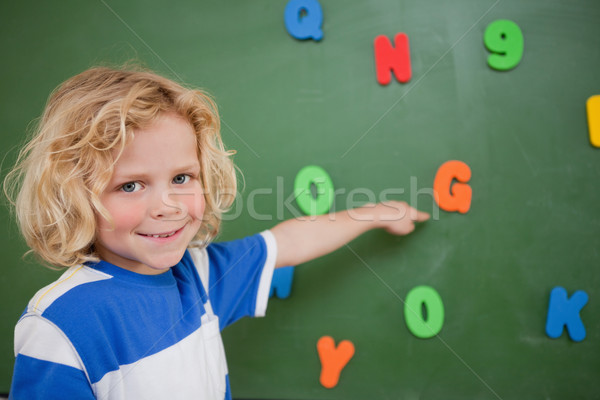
[
  {"left": 98, "top": 198, "right": 145, "bottom": 233},
  {"left": 187, "top": 192, "right": 206, "bottom": 220},
  {"left": 184, "top": 182, "right": 206, "bottom": 220},
  {"left": 114, "top": 211, "right": 144, "bottom": 231},
  {"left": 169, "top": 189, "right": 205, "bottom": 221}
]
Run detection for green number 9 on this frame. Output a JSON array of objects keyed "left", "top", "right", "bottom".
[{"left": 484, "top": 19, "right": 524, "bottom": 71}]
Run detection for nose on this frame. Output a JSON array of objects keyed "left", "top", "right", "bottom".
[{"left": 150, "top": 189, "right": 184, "bottom": 220}]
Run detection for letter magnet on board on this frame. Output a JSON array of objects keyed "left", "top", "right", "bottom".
[
  {"left": 284, "top": 0, "right": 323, "bottom": 41},
  {"left": 587, "top": 95, "right": 600, "bottom": 148},
  {"left": 317, "top": 336, "right": 355, "bottom": 389},
  {"left": 404, "top": 286, "right": 445, "bottom": 339},
  {"left": 269, "top": 266, "right": 295, "bottom": 299},
  {"left": 374, "top": 33, "right": 412, "bottom": 85},
  {"left": 484, "top": 19, "right": 524, "bottom": 71},
  {"left": 545, "top": 286, "right": 588, "bottom": 342},
  {"left": 294, "top": 165, "right": 335, "bottom": 216},
  {"left": 433, "top": 160, "right": 472, "bottom": 213}
]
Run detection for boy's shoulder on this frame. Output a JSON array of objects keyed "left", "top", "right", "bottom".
[
  {"left": 26, "top": 265, "right": 113, "bottom": 316},
  {"left": 202, "top": 231, "right": 273, "bottom": 261}
]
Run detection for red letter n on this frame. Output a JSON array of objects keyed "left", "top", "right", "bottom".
[{"left": 374, "top": 33, "right": 412, "bottom": 85}]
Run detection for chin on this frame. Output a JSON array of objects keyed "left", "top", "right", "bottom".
[
  {"left": 148, "top": 252, "right": 186, "bottom": 270},
  {"left": 148, "top": 263, "right": 174, "bottom": 271}
]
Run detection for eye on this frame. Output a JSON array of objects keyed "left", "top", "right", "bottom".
[
  {"left": 173, "top": 174, "right": 190, "bottom": 185},
  {"left": 121, "top": 182, "right": 141, "bottom": 193}
]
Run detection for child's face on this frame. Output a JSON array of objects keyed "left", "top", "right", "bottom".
[{"left": 95, "top": 113, "right": 205, "bottom": 274}]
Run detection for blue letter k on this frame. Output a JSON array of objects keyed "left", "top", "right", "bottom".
[{"left": 545, "top": 286, "right": 588, "bottom": 342}]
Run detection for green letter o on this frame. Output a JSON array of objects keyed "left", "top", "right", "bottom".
[
  {"left": 404, "top": 286, "right": 444, "bottom": 339},
  {"left": 294, "top": 165, "right": 334, "bottom": 216}
]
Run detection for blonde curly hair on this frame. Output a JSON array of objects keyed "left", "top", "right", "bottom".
[{"left": 4, "top": 66, "right": 237, "bottom": 268}]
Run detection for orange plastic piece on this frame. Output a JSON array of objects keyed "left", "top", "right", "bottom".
[
  {"left": 317, "top": 336, "right": 355, "bottom": 389},
  {"left": 433, "top": 160, "right": 472, "bottom": 214}
]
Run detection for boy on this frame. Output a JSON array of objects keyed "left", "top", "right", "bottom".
[{"left": 6, "top": 66, "right": 428, "bottom": 399}]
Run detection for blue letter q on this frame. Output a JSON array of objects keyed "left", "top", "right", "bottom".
[{"left": 284, "top": 0, "right": 323, "bottom": 41}]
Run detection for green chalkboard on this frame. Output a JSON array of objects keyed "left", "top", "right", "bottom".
[{"left": 1, "top": 0, "right": 599, "bottom": 398}]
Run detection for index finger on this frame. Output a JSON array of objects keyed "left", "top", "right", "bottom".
[{"left": 410, "top": 208, "right": 430, "bottom": 222}]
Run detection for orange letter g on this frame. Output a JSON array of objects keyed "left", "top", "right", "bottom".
[{"left": 433, "top": 160, "right": 472, "bottom": 214}]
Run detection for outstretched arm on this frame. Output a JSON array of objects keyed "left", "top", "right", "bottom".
[{"left": 270, "top": 201, "right": 430, "bottom": 268}]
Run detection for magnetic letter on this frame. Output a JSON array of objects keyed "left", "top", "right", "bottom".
[
  {"left": 433, "top": 160, "right": 472, "bottom": 214},
  {"left": 284, "top": 0, "right": 323, "bottom": 41},
  {"left": 404, "top": 286, "right": 444, "bottom": 339},
  {"left": 587, "top": 95, "right": 600, "bottom": 148},
  {"left": 269, "top": 266, "right": 295, "bottom": 299},
  {"left": 545, "top": 286, "right": 588, "bottom": 342},
  {"left": 317, "top": 336, "right": 355, "bottom": 389},
  {"left": 374, "top": 33, "right": 412, "bottom": 85},
  {"left": 484, "top": 19, "right": 524, "bottom": 71},
  {"left": 294, "top": 165, "right": 334, "bottom": 216}
]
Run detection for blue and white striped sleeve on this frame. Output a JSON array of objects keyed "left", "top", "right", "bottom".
[
  {"left": 10, "top": 314, "right": 94, "bottom": 400},
  {"left": 194, "top": 231, "right": 277, "bottom": 330}
]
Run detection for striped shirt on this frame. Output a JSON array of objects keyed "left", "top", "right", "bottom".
[{"left": 10, "top": 231, "right": 276, "bottom": 400}]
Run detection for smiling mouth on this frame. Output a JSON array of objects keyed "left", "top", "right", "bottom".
[{"left": 138, "top": 228, "right": 181, "bottom": 238}]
